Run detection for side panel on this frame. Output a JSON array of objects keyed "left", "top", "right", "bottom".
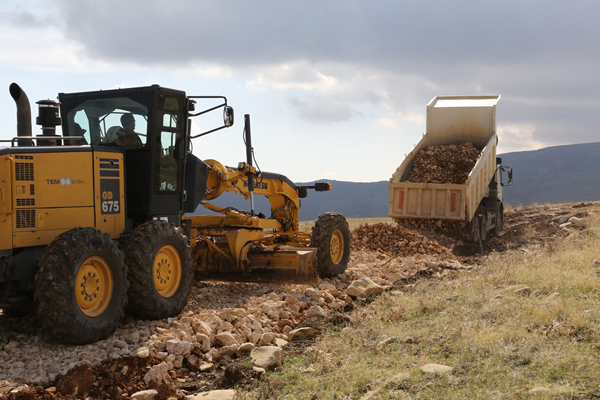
[
  {"left": 20, "top": 152, "right": 94, "bottom": 208},
  {"left": 93, "top": 152, "right": 126, "bottom": 239},
  {"left": 465, "top": 135, "right": 496, "bottom": 220},
  {"left": 0, "top": 156, "right": 13, "bottom": 250},
  {"left": 426, "top": 95, "right": 499, "bottom": 148},
  {"left": 389, "top": 182, "right": 466, "bottom": 220},
  {"left": 9, "top": 151, "right": 95, "bottom": 249}
]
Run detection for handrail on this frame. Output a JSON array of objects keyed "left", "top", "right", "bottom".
[
  {"left": 8, "top": 136, "right": 87, "bottom": 146},
  {"left": 5, "top": 157, "right": 15, "bottom": 215}
]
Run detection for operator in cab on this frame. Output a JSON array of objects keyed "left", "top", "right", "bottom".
[{"left": 109, "top": 113, "right": 143, "bottom": 147}]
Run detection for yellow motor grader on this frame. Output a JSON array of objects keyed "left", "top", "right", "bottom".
[{"left": 0, "top": 83, "right": 350, "bottom": 344}]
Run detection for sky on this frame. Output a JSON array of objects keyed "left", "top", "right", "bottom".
[{"left": 0, "top": 0, "right": 598, "bottom": 183}]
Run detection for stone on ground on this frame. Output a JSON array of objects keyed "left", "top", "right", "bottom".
[
  {"left": 55, "top": 364, "right": 93, "bottom": 398},
  {"left": 185, "top": 390, "right": 236, "bottom": 399},
  {"left": 420, "top": 364, "right": 453, "bottom": 374},
  {"left": 287, "top": 327, "right": 319, "bottom": 341},
  {"left": 346, "top": 277, "right": 384, "bottom": 298},
  {"left": 144, "top": 362, "right": 170, "bottom": 385},
  {"left": 130, "top": 389, "right": 159, "bottom": 400},
  {"left": 250, "top": 346, "right": 285, "bottom": 369}
]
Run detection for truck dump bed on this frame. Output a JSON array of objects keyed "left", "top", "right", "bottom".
[{"left": 389, "top": 95, "right": 500, "bottom": 222}]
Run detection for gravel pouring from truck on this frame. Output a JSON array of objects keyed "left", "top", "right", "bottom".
[{"left": 389, "top": 95, "right": 512, "bottom": 241}]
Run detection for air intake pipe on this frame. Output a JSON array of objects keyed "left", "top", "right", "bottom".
[{"left": 9, "top": 83, "right": 34, "bottom": 146}]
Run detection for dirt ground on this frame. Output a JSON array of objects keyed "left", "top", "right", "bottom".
[{"left": 1, "top": 201, "right": 596, "bottom": 400}]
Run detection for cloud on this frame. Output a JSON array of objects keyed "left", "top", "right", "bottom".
[
  {"left": 285, "top": 82, "right": 381, "bottom": 124},
  {"left": 2, "top": 3, "right": 55, "bottom": 28},
  {"left": 287, "top": 95, "right": 360, "bottom": 124},
  {"left": 4, "top": 0, "right": 600, "bottom": 151},
  {"left": 497, "top": 124, "right": 547, "bottom": 153},
  {"left": 246, "top": 62, "right": 337, "bottom": 91},
  {"left": 42, "top": 1, "right": 600, "bottom": 71},
  {"left": 378, "top": 118, "right": 397, "bottom": 130}
]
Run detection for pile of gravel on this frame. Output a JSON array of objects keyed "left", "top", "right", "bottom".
[{"left": 406, "top": 142, "right": 481, "bottom": 184}]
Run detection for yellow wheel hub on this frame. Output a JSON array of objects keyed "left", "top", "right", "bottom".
[
  {"left": 76, "top": 256, "right": 113, "bottom": 317},
  {"left": 153, "top": 245, "right": 182, "bottom": 298},
  {"left": 330, "top": 229, "right": 344, "bottom": 264}
]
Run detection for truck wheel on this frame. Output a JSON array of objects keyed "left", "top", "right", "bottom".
[
  {"left": 479, "top": 214, "right": 488, "bottom": 241},
  {"left": 311, "top": 212, "right": 351, "bottom": 278},
  {"left": 491, "top": 202, "right": 504, "bottom": 236},
  {"left": 468, "top": 215, "right": 486, "bottom": 242},
  {"left": 34, "top": 228, "right": 126, "bottom": 344},
  {"left": 125, "top": 221, "right": 193, "bottom": 319}
]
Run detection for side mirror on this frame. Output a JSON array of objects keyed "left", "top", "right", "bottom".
[
  {"left": 174, "top": 137, "right": 187, "bottom": 160},
  {"left": 223, "top": 106, "right": 234, "bottom": 127},
  {"left": 500, "top": 166, "right": 513, "bottom": 186}
]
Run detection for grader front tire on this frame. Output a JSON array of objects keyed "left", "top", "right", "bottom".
[
  {"left": 125, "top": 221, "right": 193, "bottom": 320},
  {"left": 311, "top": 212, "right": 351, "bottom": 278},
  {"left": 34, "top": 228, "right": 127, "bottom": 344}
]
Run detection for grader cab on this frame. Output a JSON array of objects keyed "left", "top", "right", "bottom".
[{"left": 0, "top": 83, "right": 350, "bottom": 344}]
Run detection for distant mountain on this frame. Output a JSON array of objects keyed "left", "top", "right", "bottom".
[
  {"left": 196, "top": 180, "right": 389, "bottom": 221},
  {"left": 194, "top": 142, "right": 600, "bottom": 220},
  {"left": 499, "top": 142, "right": 600, "bottom": 207},
  {"left": 296, "top": 180, "right": 389, "bottom": 220}
]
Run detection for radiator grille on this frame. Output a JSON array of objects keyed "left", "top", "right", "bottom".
[
  {"left": 16, "top": 210, "right": 35, "bottom": 228},
  {"left": 16, "top": 199, "right": 35, "bottom": 207},
  {"left": 15, "top": 162, "right": 34, "bottom": 181},
  {"left": 15, "top": 155, "right": 33, "bottom": 160},
  {"left": 30, "top": 184, "right": 35, "bottom": 195}
]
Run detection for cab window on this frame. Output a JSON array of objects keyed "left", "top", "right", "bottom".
[
  {"left": 156, "top": 130, "right": 182, "bottom": 192},
  {"left": 65, "top": 97, "right": 148, "bottom": 147}
]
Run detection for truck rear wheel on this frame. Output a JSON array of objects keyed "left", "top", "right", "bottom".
[
  {"left": 491, "top": 201, "right": 504, "bottom": 236},
  {"left": 125, "top": 221, "right": 193, "bottom": 319},
  {"left": 311, "top": 212, "right": 351, "bottom": 278},
  {"left": 34, "top": 228, "right": 126, "bottom": 344},
  {"left": 468, "top": 215, "right": 486, "bottom": 242}
]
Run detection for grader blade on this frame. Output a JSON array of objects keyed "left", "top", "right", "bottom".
[{"left": 195, "top": 249, "right": 319, "bottom": 284}]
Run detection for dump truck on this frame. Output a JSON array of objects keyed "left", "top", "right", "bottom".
[
  {"left": 389, "top": 95, "right": 512, "bottom": 241},
  {"left": 0, "top": 83, "right": 351, "bottom": 344}
]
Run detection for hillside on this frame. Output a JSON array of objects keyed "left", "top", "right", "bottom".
[{"left": 500, "top": 141, "right": 600, "bottom": 206}]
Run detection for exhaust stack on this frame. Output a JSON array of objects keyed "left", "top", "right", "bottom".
[{"left": 9, "top": 83, "right": 34, "bottom": 146}]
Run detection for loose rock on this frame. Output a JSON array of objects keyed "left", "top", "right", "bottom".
[
  {"left": 144, "top": 362, "right": 170, "bottom": 386},
  {"left": 186, "top": 389, "right": 236, "bottom": 399},
  {"left": 420, "top": 364, "right": 453, "bottom": 374},
  {"left": 346, "top": 278, "right": 384, "bottom": 298},
  {"left": 55, "top": 364, "right": 93, "bottom": 398},
  {"left": 407, "top": 142, "right": 481, "bottom": 184},
  {"left": 131, "top": 389, "right": 159, "bottom": 400},
  {"left": 166, "top": 339, "right": 192, "bottom": 356},
  {"left": 250, "top": 346, "right": 285, "bottom": 369},
  {"left": 306, "top": 305, "right": 328, "bottom": 318},
  {"left": 287, "top": 327, "right": 320, "bottom": 341}
]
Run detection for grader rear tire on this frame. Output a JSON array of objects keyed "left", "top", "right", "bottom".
[
  {"left": 311, "top": 212, "right": 351, "bottom": 278},
  {"left": 124, "top": 221, "right": 193, "bottom": 320},
  {"left": 34, "top": 228, "right": 126, "bottom": 344}
]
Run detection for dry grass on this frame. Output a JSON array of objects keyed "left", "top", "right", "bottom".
[{"left": 242, "top": 220, "right": 600, "bottom": 399}]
